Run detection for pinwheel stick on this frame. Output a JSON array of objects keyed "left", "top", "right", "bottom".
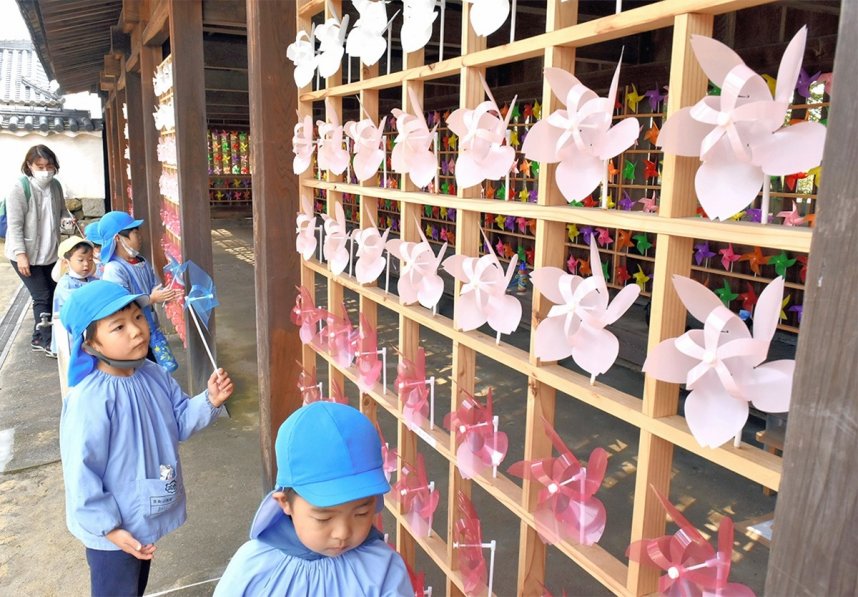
[
  {"left": 316, "top": 225, "right": 324, "bottom": 262},
  {"left": 452, "top": 539, "right": 497, "bottom": 597},
  {"left": 186, "top": 303, "right": 220, "bottom": 379},
  {"left": 357, "top": 346, "right": 388, "bottom": 394},
  {"left": 601, "top": 160, "right": 610, "bottom": 209},
  {"left": 384, "top": 251, "right": 390, "bottom": 294},
  {"left": 733, "top": 430, "right": 742, "bottom": 448},
  {"left": 349, "top": 234, "right": 355, "bottom": 278},
  {"left": 509, "top": 0, "right": 517, "bottom": 43},
  {"left": 386, "top": 25, "right": 392, "bottom": 76},
  {"left": 429, "top": 376, "right": 436, "bottom": 429},
  {"left": 492, "top": 416, "right": 500, "bottom": 478},
  {"left": 439, "top": 0, "right": 446, "bottom": 62},
  {"left": 760, "top": 175, "right": 771, "bottom": 226},
  {"left": 434, "top": 133, "right": 440, "bottom": 192}
]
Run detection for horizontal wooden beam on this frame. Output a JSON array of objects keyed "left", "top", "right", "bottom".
[
  {"left": 205, "top": 67, "right": 248, "bottom": 91},
  {"left": 203, "top": 0, "right": 247, "bottom": 27},
  {"left": 204, "top": 37, "right": 248, "bottom": 69},
  {"left": 143, "top": 0, "right": 170, "bottom": 46}
]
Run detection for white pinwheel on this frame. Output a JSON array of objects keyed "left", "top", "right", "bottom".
[
  {"left": 315, "top": 5, "right": 349, "bottom": 78},
  {"left": 532, "top": 238, "right": 640, "bottom": 381},
  {"left": 401, "top": 0, "right": 438, "bottom": 53},
  {"left": 321, "top": 201, "right": 350, "bottom": 275},
  {"left": 346, "top": 0, "right": 398, "bottom": 67},
  {"left": 317, "top": 98, "right": 350, "bottom": 176},
  {"left": 386, "top": 227, "right": 447, "bottom": 310},
  {"left": 644, "top": 276, "right": 794, "bottom": 448},
  {"left": 344, "top": 115, "right": 387, "bottom": 181},
  {"left": 286, "top": 29, "right": 317, "bottom": 88},
  {"left": 352, "top": 214, "right": 390, "bottom": 284},
  {"left": 522, "top": 58, "right": 639, "bottom": 203},
  {"left": 463, "top": 0, "right": 509, "bottom": 37},
  {"left": 390, "top": 88, "right": 438, "bottom": 188},
  {"left": 292, "top": 113, "right": 315, "bottom": 175},
  {"left": 446, "top": 74, "right": 517, "bottom": 189},
  {"left": 295, "top": 195, "right": 317, "bottom": 260},
  {"left": 657, "top": 27, "right": 826, "bottom": 220}
]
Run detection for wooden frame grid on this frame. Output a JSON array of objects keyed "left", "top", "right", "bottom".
[{"left": 295, "top": 1, "right": 801, "bottom": 594}]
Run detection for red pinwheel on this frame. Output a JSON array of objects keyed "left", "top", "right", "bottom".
[
  {"left": 405, "top": 560, "right": 428, "bottom": 597},
  {"left": 443, "top": 388, "right": 508, "bottom": 480},
  {"left": 375, "top": 424, "right": 398, "bottom": 483},
  {"left": 392, "top": 452, "right": 439, "bottom": 537},
  {"left": 508, "top": 418, "right": 608, "bottom": 546},
  {"left": 296, "top": 363, "right": 323, "bottom": 405},
  {"left": 453, "top": 490, "right": 488, "bottom": 595},
  {"left": 394, "top": 347, "right": 430, "bottom": 428},
  {"left": 627, "top": 489, "right": 755, "bottom": 597},
  {"left": 290, "top": 286, "right": 326, "bottom": 344},
  {"left": 351, "top": 313, "right": 383, "bottom": 393}
]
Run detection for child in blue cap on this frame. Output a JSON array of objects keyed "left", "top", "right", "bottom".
[
  {"left": 84, "top": 220, "right": 105, "bottom": 278},
  {"left": 215, "top": 402, "right": 411, "bottom": 596},
  {"left": 59, "top": 280, "right": 234, "bottom": 597}
]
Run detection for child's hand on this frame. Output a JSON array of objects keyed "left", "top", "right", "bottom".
[
  {"left": 207, "top": 368, "right": 234, "bottom": 407},
  {"left": 150, "top": 284, "right": 181, "bottom": 304},
  {"left": 106, "top": 528, "right": 157, "bottom": 560}
]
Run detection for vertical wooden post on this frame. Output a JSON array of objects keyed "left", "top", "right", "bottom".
[
  {"left": 114, "top": 84, "right": 130, "bottom": 209},
  {"left": 247, "top": 0, "right": 302, "bottom": 489},
  {"left": 139, "top": 45, "right": 166, "bottom": 268},
  {"left": 767, "top": 1, "right": 858, "bottom": 593},
  {"left": 169, "top": 0, "right": 215, "bottom": 394},
  {"left": 125, "top": 67, "right": 153, "bottom": 252},
  {"left": 103, "top": 99, "right": 119, "bottom": 209},
  {"left": 517, "top": 2, "right": 577, "bottom": 594},
  {"left": 627, "top": 13, "right": 712, "bottom": 596}
]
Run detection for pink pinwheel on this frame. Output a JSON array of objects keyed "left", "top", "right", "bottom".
[
  {"left": 344, "top": 115, "right": 387, "bottom": 181},
  {"left": 319, "top": 303, "right": 357, "bottom": 368},
  {"left": 321, "top": 201, "right": 350, "bottom": 275},
  {"left": 392, "top": 453, "right": 439, "bottom": 537},
  {"left": 522, "top": 57, "right": 639, "bottom": 203},
  {"left": 531, "top": 238, "right": 640, "bottom": 381},
  {"left": 453, "top": 490, "right": 488, "bottom": 594},
  {"left": 386, "top": 228, "right": 447, "bottom": 310},
  {"left": 391, "top": 88, "right": 438, "bottom": 188},
  {"left": 776, "top": 201, "right": 810, "bottom": 226},
  {"left": 442, "top": 233, "right": 523, "bottom": 337},
  {"left": 394, "top": 347, "right": 430, "bottom": 428},
  {"left": 658, "top": 27, "right": 826, "bottom": 221},
  {"left": 627, "top": 488, "right": 755, "bottom": 597},
  {"left": 317, "top": 98, "right": 349, "bottom": 175},
  {"left": 292, "top": 113, "right": 315, "bottom": 174},
  {"left": 352, "top": 217, "right": 390, "bottom": 284},
  {"left": 297, "top": 363, "right": 323, "bottom": 405},
  {"left": 295, "top": 195, "right": 318, "bottom": 260},
  {"left": 446, "top": 74, "right": 517, "bottom": 189},
  {"left": 443, "top": 388, "right": 508, "bottom": 480},
  {"left": 291, "top": 286, "right": 326, "bottom": 344},
  {"left": 352, "top": 313, "right": 383, "bottom": 393},
  {"left": 644, "top": 276, "right": 794, "bottom": 448},
  {"left": 508, "top": 418, "right": 607, "bottom": 546},
  {"left": 375, "top": 425, "right": 398, "bottom": 483}
]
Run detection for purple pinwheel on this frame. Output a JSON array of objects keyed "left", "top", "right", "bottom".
[
  {"left": 447, "top": 208, "right": 457, "bottom": 221},
  {"left": 789, "top": 304, "right": 803, "bottom": 323},
  {"left": 581, "top": 226, "right": 594, "bottom": 245},
  {"left": 504, "top": 217, "right": 516, "bottom": 232},
  {"left": 693, "top": 241, "right": 716, "bottom": 266},
  {"left": 644, "top": 85, "right": 667, "bottom": 112},
  {"left": 440, "top": 157, "right": 450, "bottom": 176},
  {"left": 618, "top": 191, "right": 634, "bottom": 211},
  {"left": 744, "top": 208, "right": 763, "bottom": 223},
  {"left": 795, "top": 68, "right": 821, "bottom": 99}
]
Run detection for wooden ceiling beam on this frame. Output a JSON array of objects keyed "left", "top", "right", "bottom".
[{"left": 143, "top": 0, "right": 170, "bottom": 46}]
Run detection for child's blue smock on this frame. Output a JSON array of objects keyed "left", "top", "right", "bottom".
[
  {"left": 214, "top": 493, "right": 412, "bottom": 596},
  {"left": 102, "top": 257, "right": 158, "bottom": 296},
  {"left": 51, "top": 273, "right": 98, "bottom": 353},
  {"left": 60, "top": 360, "right": 222, "bottom": 550}
]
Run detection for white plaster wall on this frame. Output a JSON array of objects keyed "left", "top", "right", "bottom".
[{"left": 0, "top": 132, "right": 104, "bottom": 199}]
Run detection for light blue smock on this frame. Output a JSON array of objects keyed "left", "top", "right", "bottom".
[
  {"left": 60, "top": 360, "right": 222, "bottom": 550},
  {"left": 214, "top": 494, "right": 412, "bottom": 596},
  {"left": 51, "top": 273, "right": 98, "bottom": 353},
  {"left": 102, "top": 257, "right": 162, "bottom": 328}
]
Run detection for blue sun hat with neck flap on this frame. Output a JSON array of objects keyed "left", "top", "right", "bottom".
[
  {"left": 60, "top": 280, "right": 148, "bottom": 387},
  {"left": 99, "top": 210, "right": 144, "bottom": 263}
]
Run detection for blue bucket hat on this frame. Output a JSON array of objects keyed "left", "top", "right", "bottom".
[
  {"left": 99, "top": 211, "right": 144, "bottom": 262},
  {"left": 84, "top": 220, "right": 104, "bottom": 246},
  {"left": 274, "top": 402, "right": 390, "bottom": 508},
  {"left": 60, "top": 280, "right": 147, "bottom": 387}
]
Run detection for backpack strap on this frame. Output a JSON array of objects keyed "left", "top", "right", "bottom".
[{"left": 19, "top": 176, "right": 30, "bottom": 202}]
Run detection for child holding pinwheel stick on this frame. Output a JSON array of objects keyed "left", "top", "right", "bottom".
[
  {"left": 59, "top": 280, "right": 234, "bottom": 597},
  {"left": 215, "top": 402, "right": 411, "bottom": 596},
  {"left": 99, "top": 210, "right": 181, "bottom": 372}
]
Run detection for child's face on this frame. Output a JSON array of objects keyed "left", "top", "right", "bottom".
[
  {"left": 87, "top": 303, "right": 150, "bottom": 361},
  {"left": 275, "top": 491, "right": 376, "bottom": 557},
  {"left": 118, "top": 228, "right": 143, "bottom": 256},
  {"left": 66, "top": 246, "right": 94, "bottom": 277},
  {"left": 92, "top": 245, "right": 101, "bottom": 260}
]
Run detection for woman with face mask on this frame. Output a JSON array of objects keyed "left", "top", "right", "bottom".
[{"left": 4, "top": 145, "right": 65, "bottom": 354}]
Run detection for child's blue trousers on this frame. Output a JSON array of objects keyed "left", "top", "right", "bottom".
[{"left": 85, "top": 548, "right": 151, "bottom": 597}]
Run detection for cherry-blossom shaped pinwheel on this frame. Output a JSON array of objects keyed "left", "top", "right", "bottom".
[
  {"left": 394, "top": 347, "right": 430, "bottom": 428},
  {"left": 508, "top": 418, "right": 608, "bottom": 546},
  {"left": 401, "top": 0, "right": 438, "bottom": 53},
  {"left": 442, "top": 232, "right": 522, "bottom": 337},
  {"left": 290, "top": 286, "right": 326, "bottom": 344},
  {"left": 463, "top": 0, "right": 510, "bottom": 37},
  {"left": 321, "top": 201, "right": 350, "bottom": 275},
  {"left": 391, "top": 88, "right": 438, "bottom": 188},
  {"left": 352, "top": 313, "right": 383, "bottom": 393},
  {"left": 344, "top": 115, "right": 387, "bottom": 181},
  {"left": 522, "top": 57, "right": 639, "bottom": 203},
  {"left": 352, "top": 215, "right": 390, "bottom": 284},
  {"left": 447, "top": 75, "right": 517, "bottom": 189},
  {"left": 286, "top": 29, "right": 317, "bottom": 88},
  {"left": 297, "top": 363, "right": 323, "bottom": 405},
  {"left": 444, "top": 388, "right": 508, "bottom": 480},
  {"left": 386, "top": 227, "right": 447, "bottom": 310},
  {"left": 453, "top": 490, "right": 488, "bottom": 594},
  {"left": 375, "top": 424, "right": 398, "bottom": 483},
  {"left": 392, "top": 452, "right": 439, "bottom": 537},
  {"left": 627, "top": 488, "right": 755, "bottom": 597},
  {"left": 319, "top": 303, "right": 357, "bottom": 369},
  {"left": 345, "top": 0, "right": 397, "bottom": 67},
  {"left": 314, "top": 4, "right": 349, "bottom": 79},
  {"left": 295, "top": 195, "right": 318, "bottom": 260},
  {"left": 658, "top": 27, "right": 826, "bottom": 221},
  {"left": 532, "top": 238, "right": 640, "bottom": 381},
  {"left": 644, "top": 276, "right": 794, "bottom": 448},
  {"left": 292, "top": 113, "right": 315, "bottom": 175},
  {"left": 317, "top": 98, "right": 350, "bottom": 175}
]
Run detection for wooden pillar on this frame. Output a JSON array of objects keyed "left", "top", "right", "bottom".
[
  {"left": 139, "top": 45, "right": 166, "bottom": 269},
  {"left": 125, "top": 67, "right": 153, "bottom": 252},
  {"left": 169, "top": 0, "right": 215, "bottom": 394},
  {"left": 248, "top": 0, "right": 302, "bottom": 489},
  {"left": 103, "top": 99, "right": 119, "bottom": 209},
  {"left": 766, "top": 1, "right": 858, "bottom": 593},
  {"left": 114, "top": 83, "right": 130, "bottom": 209}
]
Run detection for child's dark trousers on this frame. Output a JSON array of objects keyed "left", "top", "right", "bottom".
[{"left": 85, "top": 547, "right": 151, "bottom": 597}]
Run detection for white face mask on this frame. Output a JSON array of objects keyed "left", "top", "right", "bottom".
[
  {"left": 119, "top": 237, "right": 140, "bottom": 259},
  {"left": 32, "top": 170, "right": 55, "bottom": 185}
]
